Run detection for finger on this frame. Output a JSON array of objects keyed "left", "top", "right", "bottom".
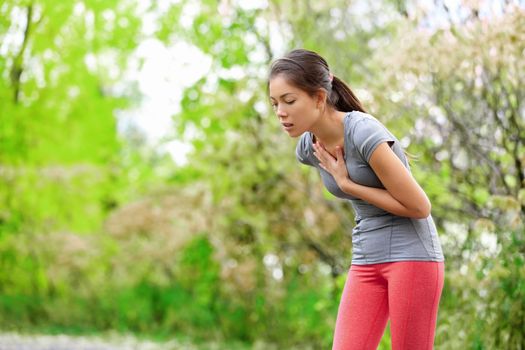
[
  {"left": 314, "top": 149, "right": 325, "bottom": 161},
  {"left": 314, "top": 151, "right": 323, "bottom": 163},
  {"left": 336, "top": 146, "right": 343, "bottom": 159},
  {"left": 315, "top": 144, "right": 327, "bottom": 157}
]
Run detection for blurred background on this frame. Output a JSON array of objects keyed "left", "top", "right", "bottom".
[{"left": 1, "top": 0, "right": 524, "bottom": 349}]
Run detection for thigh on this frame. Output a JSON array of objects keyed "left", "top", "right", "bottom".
[
  {"left": 332, "top": 264, "right": 389, "bottom": 350},
  {"left": 386, "top": 261, "right": 445, "bottom": 350}
]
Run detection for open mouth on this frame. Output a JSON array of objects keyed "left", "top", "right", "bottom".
[{"left": 282, "top": 123, "right": 294, "bottom": 127}]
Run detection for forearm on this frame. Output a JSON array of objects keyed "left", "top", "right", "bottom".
[{"left": 337, "top": 177, "right": 428, "bottom": 219}]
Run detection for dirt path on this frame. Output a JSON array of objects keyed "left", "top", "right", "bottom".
[
  {"left": 0, "top": 332, "right": 191, "bottom": 350},
  {"left": 0, "top": 332, "right": 264, "bottom": 350}
]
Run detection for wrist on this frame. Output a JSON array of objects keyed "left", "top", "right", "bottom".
[{"left": 336, "top": 176, "right": 354, "bottom": 193}]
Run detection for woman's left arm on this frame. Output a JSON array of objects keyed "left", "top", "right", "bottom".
[
  {"left": 341, "top": 142, "right": 431, "bottom": 218},
  {"left": 314, "top": 142, "right": 431, "bottom": 219}
]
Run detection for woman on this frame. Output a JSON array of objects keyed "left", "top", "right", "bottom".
[{"left": 267, "top": 49, "right": 445, "bottom": 350}]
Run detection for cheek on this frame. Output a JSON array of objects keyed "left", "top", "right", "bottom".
[
  {"left": 299, "top": 99, "right": 316, "bottom": 112},
  {"left": 297, "top": 102, "right": 315, "bottom": 117},
  {"left": 293, "top": 101, "right": 309, "bottom": 113}
]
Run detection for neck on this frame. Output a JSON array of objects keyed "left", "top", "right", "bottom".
[{"left": 310, "top": 108, "right": 347, "bottom": 146}]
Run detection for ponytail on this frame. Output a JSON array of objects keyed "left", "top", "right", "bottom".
[{"left": 329, "top": 75, "right": 367, "bottom": 114}]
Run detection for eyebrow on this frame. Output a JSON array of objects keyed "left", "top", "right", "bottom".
[{"left": 270, "top": 93, "right": 296, "bottom": 100}]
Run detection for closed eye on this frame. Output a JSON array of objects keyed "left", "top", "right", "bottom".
[{"left": 270, "top": 100, "right": 295, "bottom": 109}]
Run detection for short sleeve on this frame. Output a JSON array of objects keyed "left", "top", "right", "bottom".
[
  {"left": 295, "top": 133, "right": 313, "bottom": 166},
  {"left": 353, "top": 117, "right": 395, "bottom": 163}
]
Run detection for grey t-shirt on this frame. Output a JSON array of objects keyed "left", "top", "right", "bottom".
[{"left": 296, "top": 110, "right": 444, "bottom": 265}]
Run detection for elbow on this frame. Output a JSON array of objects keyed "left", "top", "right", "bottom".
[{"left": 411, "top": 200, "right": 431, "bottom": 219}]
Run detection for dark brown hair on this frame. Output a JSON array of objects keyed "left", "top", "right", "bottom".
[{"left": 267, "top": 48, "right": 366, "bottom": 113}]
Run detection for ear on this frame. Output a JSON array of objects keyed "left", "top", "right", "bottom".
[{"left": 315, "top": 89, "right": 327, "bottom": 109}]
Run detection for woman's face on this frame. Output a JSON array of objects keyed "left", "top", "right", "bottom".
[{"left": 268, "top": 75, "right": 321, "bottom": 137}]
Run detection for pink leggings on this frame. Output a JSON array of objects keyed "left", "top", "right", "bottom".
[{"left": 332, "top": 261, "right": 444, "bottom": 350}]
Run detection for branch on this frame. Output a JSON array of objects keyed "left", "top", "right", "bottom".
[
  {"left": 481, "top": 64, "right": 524, "bottom": 196},
  {"left": 10, "top": 4, "right": 33, "bottom": 104},
  {"left": 303, "top": 235, "right": 345, "bottom": 277},
  {"left": 433, "top": 77, "right": 512, "bottom": 195}
]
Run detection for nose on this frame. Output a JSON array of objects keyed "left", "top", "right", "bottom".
[{"left": 276, "top": 106, "right": 287, "bottom": 118}]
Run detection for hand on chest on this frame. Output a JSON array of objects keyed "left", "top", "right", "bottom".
[{"left": 315, "top": 145, "right": 385, "bottom": 190}]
